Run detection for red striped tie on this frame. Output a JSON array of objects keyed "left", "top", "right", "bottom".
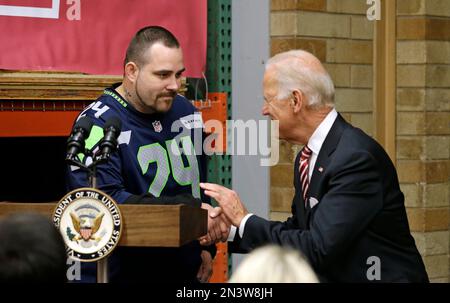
[{"left": 299, "top": 145, "right": 312, "bottom": 206}]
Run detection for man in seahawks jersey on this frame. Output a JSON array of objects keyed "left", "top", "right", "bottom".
[{"left": 66, "top": 26, "right": 229, "bottom": 283}]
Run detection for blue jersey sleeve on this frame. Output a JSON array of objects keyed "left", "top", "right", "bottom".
[{"left": 65, "top": 110, "right": 133, "bottom": 203}]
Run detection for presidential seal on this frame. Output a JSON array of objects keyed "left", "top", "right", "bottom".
[{"left": 53, "top": 188, "right": 122, "bottom": 262}]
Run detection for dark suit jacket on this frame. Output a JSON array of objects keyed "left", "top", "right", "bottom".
[{"left": 232, "top": 114, "right": 428, "bottom": 282}]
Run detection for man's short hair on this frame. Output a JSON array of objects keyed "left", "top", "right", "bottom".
[
  {"left": 124, "top": 25, "right": 180, "bottom": 67},
  {"left": 0, "top": 213, "right": 67, "bottom": 282}
]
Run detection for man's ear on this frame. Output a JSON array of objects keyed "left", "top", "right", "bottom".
[
  {"left": 292, "top": 90, "right": 304, "bottom": 113},
  {"left": 124, "top": 62, "right": 139, "bottom": 82}
]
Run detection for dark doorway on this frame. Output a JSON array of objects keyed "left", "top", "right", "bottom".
[{"left": 0, "top": 137, "right": 68, "bottom": 202}]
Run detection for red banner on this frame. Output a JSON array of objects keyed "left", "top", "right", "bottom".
[{"left": 0, "top": 0, "right": 206, "bottom": 77}]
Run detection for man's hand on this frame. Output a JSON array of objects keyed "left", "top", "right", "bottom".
[
  {"left": 197, "top": 250, "right": 213, "bottom": 283},
  {"left": 200, "top": 203, "right": 231, "bottom": 245},
  {"left": 198, "top": 208, "right": 232, "bottom": 246},
  {"left": 200, "top": 183, "right": 248, "bottom": 227}
]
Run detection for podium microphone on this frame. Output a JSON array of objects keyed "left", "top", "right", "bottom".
[
  {"left": 98, "top": 117, "right": 122, "bottom": 160},
  {"left": 66, "top": 116, "right": 94, "bottom": 160}
]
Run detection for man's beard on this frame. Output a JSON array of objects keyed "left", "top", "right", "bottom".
[
  {"left": 135, "top": 82, "right": 175, "bottom": 113},
  {"left": 157, "top": 92, "right": 176, "bottom": 99}
]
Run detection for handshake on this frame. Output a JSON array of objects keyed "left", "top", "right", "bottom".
[
  {"left": 197, "top": 183, "right": 249, "bottom": 246},
  {"left": 198, "top": 203, "right": 231, "bottom": 246}
]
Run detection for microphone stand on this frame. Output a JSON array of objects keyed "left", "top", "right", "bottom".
[{"left": 66, "top": 152, "right": 110, "bottom": 283}]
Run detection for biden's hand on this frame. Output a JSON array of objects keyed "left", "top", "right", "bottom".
[{"left": 200, "top": 183, "right": 248, "bottom": 227}]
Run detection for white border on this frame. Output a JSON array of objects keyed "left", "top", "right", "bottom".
[{"left": 0, "top": 0, "right": 60, "bottom": 19}]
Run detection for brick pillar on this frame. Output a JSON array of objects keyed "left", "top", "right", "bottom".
[{"left": 396, "top": 0, "right": 450, "bottom": 282}]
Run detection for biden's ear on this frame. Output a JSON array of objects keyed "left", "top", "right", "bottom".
[{"left": 292, "top": 89, "right": 305, "bottom": 113}]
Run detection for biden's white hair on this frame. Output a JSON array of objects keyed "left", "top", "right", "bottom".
[{"left": 266, "top": 50, "right": 335, "bottom": 109}]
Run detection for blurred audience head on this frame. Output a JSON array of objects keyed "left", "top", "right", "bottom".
[
  {"left": 0, "top": 213, "right": 67, "bottom": 283},
  {"left": 229, "top": 245, "right": 319, "bottom": 283}
]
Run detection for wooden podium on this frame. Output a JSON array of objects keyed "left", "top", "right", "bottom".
[{"left": 0, "top": 202, "right": 207, "bottom": 247}]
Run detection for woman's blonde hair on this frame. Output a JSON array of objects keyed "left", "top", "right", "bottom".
[{"left": 229, "top": 245, "right": 319, "bottom": 283}]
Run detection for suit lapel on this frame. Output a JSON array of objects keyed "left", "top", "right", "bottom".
[{"left": 306, "top": 114, "right": 349, "bottom": 222}]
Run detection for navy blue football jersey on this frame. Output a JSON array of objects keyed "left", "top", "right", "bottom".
[
  {"left": 66, "top": 85, "right": 208, "bottom": 203},
  {"left": 65, "top": 84, "right": 210, "bottom": 283}
]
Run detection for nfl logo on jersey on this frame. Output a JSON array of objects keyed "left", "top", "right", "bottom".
[{"left": 152, "top": 120, "right": 163, "bottom": 133}]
